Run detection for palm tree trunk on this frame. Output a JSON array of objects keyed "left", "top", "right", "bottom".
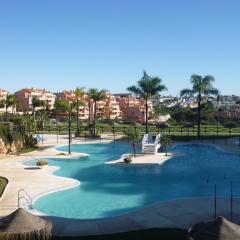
[
  {"left": 76, "top": 99, "right": 80, "bottom": 136},
  {"left": 88, "top": 99, "right": 91, "bottom": 124},
  {"left": 165, "top": 146, "right": 167, "bottom": 156},
  {"left": 68, "top": 113, "right": 71, "bottom": 155},
  {"left": 145, "top": 99, "right": 148, "bottom": 134},
  {"left": 32, "top": 106, "right": 35, "bottom": 116},
  {"left": 133, "top": 143, "right": 136, "bottom": 157},
  {"left": 197, "top": 98, "right": 201, "bottom": 139},
  {"left": 93, "top": 100, "right": 97, "bottom": 136},
  {"left": 5, "top": 104, "right": 8, "bottom": 121}
]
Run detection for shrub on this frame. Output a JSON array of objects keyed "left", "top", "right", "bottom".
[
  {"left": 224, "top": 121, "right": 238, "bottom": 129},
  {"left": 57, "top": 152, "right": 66, "bottom": 156},
  {"left": 36, "top": 159, "right": 48, "bottom": 166},
  {"left": 123, "top": 156, "right": 132, "bottom": 164}
]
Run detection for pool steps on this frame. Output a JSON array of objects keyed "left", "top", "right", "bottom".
[{"left": 142, "top": 134, "right": 161, "bottom": 154}]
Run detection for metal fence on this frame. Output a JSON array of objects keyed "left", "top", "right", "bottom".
[{"left": 39, "top": 124, "right": 240, "bottom": 138}]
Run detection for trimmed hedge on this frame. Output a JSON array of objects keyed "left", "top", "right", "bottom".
[{"left": 0, "top": 176, "right": 8, "bottom": 198}]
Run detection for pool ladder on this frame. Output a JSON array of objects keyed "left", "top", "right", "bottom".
[{"left": 17, "top": 189, "right": 33, "bottom": 209}]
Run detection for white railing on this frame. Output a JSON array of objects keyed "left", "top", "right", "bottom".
[
  {"left": 17, "top": 189, "right": 33, "bottom": 209},
  {"left": 154, "top": 134, "right": 161, "bottom": 154}
]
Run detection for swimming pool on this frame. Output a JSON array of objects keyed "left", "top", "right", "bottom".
[{"left": 29, "top": 142, "right": 240, "bottom": 219}]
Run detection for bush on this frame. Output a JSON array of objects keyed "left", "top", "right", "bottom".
[
  {"left": 123, "top": 156, "right": 132, "bottom": 164},
  {"left": 0, "top": 176, "right": 8, "bottom": 197},
  {"left": 57, "top": 152, "right": 66, "bottom": 155},
  {"left": 36, "top": 159, "right": 48, "bottom": 166},
  {"left": 224, "top": 121, "right": 238, "bottom": 128}
]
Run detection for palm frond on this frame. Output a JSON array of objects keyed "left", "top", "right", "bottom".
[
  {"left": 190, "top": 74, "right": 202, "bottom": 86},
  {"left": 180, "top": 88, "right": 194, "bottom": 97},
  {"left": 127, "top": 86, "right": 143, "bottom": 97},
  {"left": 204, "top": 88, "right": 219, "bottom": 96},
  {"left": 203, "top": 75, "right": 215, "bottom": 84},
  {"left": 128, "top": 71, "right": 166, "bottom": 99}
]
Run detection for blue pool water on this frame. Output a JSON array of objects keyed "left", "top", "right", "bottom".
[{"left": 28, "top": 142, "right": 240, "bottom": 219}]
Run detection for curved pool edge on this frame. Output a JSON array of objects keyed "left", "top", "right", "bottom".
[
  {"left": 28, "top": 140, "right": 240, "bottom": 221},
  {"left": 30, "top": 177, "right": 81, "bottom": 217},
  {"left": 171, "top": 139, "right": 240, "bottom": 155},
  {"left": 48, "top": 196, "right": 240, "bottom": 236},
  {"left": 18, "top": 148, "right": 84, "bottom": 217}
]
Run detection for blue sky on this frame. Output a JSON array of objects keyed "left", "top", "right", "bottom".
[{"left": 0, "top": 0, "right": 239, "bottom": 96}]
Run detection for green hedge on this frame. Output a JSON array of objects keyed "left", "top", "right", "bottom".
[{"left": 0, "top": 176, "right": 8, "bottom": 198}]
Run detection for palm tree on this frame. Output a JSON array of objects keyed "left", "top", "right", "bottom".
[
  {"left": 35, "top": 110, "right": 47, "bottom": 132},
  {"left": 161, "top": 134, "right": 172, "bottom": 156},
  {"left": 87, "top": 88, "right": 107, "bottom": 136},
  {"left": 0, "top": 94, "right": 17, "bottom": 121},
  {"left": 54, "top": 99, "right": 74, "bottom": 155},
  {"left": 32, "top": 97, "right": 46, "bottom": 116},
  {"left": 124, "top": 127, "right": 141, "bottom": 157},
  {"left": 22, "top": 115, "right": 37, "bottom": 147},
  {"left": 180, "top": 74, "right": 219, "bottom": 139},
  {"left": 127, "top": 71, "right": 167, "bottom": 134},
  {"left": 74, "top": 87, "right": 85, "bottom": 137}
]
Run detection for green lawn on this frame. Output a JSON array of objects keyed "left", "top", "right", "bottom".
[
  {"left": 16, "top": 146, "right": 39, "bottom": 155},
  {"left": 0, "top": 176, "right": 8, "bottom": 198},
  {"left": 40, "top": 123, "right": 240, "bottom": 138}
]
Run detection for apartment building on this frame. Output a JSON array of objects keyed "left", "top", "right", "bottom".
[
  {"left": 15, "top": 88, "right": 56, "bottom": 113},
  {"left": 96, "top": 93, "right": 121, "bottom": 120},
  {"left": 0, "top": 89, "right": 8, "bottom": 113},
  {"left": 56, "top": 90, "right": 90, "bottom": 120},
  {"left": 56, "top": 91, "right": 121, "bottom": 120},
  {"left": 117, "top": 95, "right": 153, "bottom": 123}
]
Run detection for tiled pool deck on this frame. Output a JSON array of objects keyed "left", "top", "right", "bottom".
[{"left": 48, "top": 197, "right": 240, "bottom": 236}]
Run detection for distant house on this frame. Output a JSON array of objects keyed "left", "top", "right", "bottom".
[
  {"left": 116, "top": 95, "right": 153, "bottom": 123},
  {"left": 15, "top": 88, "right": 56, "bottom": 113},
  {"left": 56, "top": 90, "right": 90, "bottom": 120},
  {"left": 0, "top": 88, "right": 9, "bottom": 113},
  {"left": 56, "top": 91, "right": 121, "bottom": 121},
  {"left": 210, "top": 95, "right": 240, "bottom": 109}
]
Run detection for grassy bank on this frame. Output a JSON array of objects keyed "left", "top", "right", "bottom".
[
  {"left": 0, "top": 177, "right": 8, "bottom": 198},
  {"left": 16, "top": 146, "right": 39, "bottom": 155}
]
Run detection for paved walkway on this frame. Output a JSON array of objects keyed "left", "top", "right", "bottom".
[{"left": 48, "top": 197, "right": 240, "bottom": 236}]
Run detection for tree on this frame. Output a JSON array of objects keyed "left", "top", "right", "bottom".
[
  {"left": 22, "top": 115, "right": 37, "bottom": 147},
  {"left": 87, "top": 88, "right": 107, "bottom": 136},
  {"left": 74, "top": 87, "right": 85, "bottom": 136},
  {"left": 161, "top": 134, "right": 172, "bottom": 156},
  {"left": 0, "top": 94, "right": 17, "bottom": 121},
  {"left": 32, "top": 97, "right": 46, "bottom": 116},
  {"left": 35, "top": 110, "right": 47, "bottom": 131},
  {"left": 124, "top": 127, "right": 141, "bottom": 157},
  {"left": 54, "top": 99, "right": 74, "bottom": 155},
  {"left": 127, "top": 71, "right": 167, "bottom": 134},
  {"left": 180, "top": 75, "right": 219, "bottom": 138}
]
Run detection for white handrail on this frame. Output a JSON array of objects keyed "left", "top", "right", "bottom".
[
  {"left": 17, "top": 189, "right": 33, "bottom": 209},
  {"left": 142, "top": 134, "right": 161, "bottom": 154}
]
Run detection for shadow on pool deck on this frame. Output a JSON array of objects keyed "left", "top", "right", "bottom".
[{"left": 45, "top": 197, "right": 240, "bottom": 237}]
